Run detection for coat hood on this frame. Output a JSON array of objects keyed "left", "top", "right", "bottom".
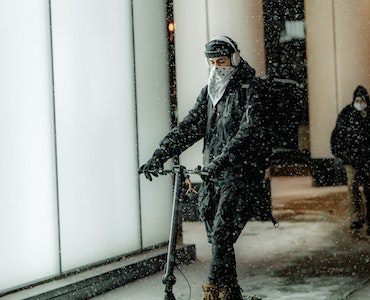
[
  {"left": 234, "top": 58, "right": 256, "bottom": 83},
  {"left": 352, "top": 85, "right": 370, "bottom": 105}
]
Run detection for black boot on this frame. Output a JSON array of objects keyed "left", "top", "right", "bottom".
[{"left": 219, "top": 285, "right": 243, "bottom": 300}]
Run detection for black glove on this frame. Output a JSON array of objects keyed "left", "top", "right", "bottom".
[
  {"left": 138, "top": 149, "right": 167, "bottom": 181},
  {"left": 201, "top": 159, "right": 223, "bottom": 181}
]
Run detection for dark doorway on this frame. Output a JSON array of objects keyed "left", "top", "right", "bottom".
[{"left": 263, "top": 0, "right": 309, "bottom": 153}]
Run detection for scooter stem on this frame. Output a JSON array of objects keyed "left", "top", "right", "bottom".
[{"left": 162, "top": 166, "right": 185, "bottom": 300}]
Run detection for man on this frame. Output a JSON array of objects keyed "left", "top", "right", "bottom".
[
  {"left": 139, "top": 36, "right": 272, "bottom": 299},
  {"left": 331, "top": 85, "right": 370, "bottom": 236}
]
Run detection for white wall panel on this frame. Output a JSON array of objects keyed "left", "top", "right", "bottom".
[
  {"left": 0, "top": 0, "right": 59, "bottom": 292},
  {"left": 51, "top": 0, "right": 140, "bottom": 271},
  {"left": 133, "top": 0, "right": 173, "bottom": 247},
  {"left": 207, "top": 0, "right": 266, "bottom": 76},
  {"left": 174, "top": 0, "right": 209, "bottom": 177}
]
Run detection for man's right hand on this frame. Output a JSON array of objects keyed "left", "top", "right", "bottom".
[{"left": 138, "top": 150, "right": 166, "bottom": 181}]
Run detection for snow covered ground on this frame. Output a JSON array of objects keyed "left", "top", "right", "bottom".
[
  {"left": 93, "top": 177, "right": 370, "bottom": 299},
  {"left": 94, "top": 219, "right": 370, "bottom": 300},
  {"left": 82, "top": 176, "right": 370, "bottom": 299}
]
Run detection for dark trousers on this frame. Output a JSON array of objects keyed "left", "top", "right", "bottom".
[
  {"left": 345, "top": 165, "right": 370, "bottom": 226},
  {"left": 208, "top": 242, "right": 237, "bottom": 287},
  {"left": 201, "top": 170, "right": 267, "bottom": 287}
]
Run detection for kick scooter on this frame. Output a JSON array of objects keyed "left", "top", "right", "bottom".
[{"left": 145, "top": 165, "right": 208, "bottom": 300}]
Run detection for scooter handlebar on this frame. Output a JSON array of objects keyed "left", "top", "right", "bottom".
[{"left": 146, "top": 165, "right": 209, "bottom": 177}]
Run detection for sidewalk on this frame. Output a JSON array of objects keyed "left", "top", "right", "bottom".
[
  {"left": 94, "top": 176, "right": 370, "bottom": 300},
  {"left": 347, "top": 280, "right": 370, "bottom": 299}
]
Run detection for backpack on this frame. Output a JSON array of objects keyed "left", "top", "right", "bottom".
[{"left": 257, "top": 76, "right": 305, "bottom": 151}]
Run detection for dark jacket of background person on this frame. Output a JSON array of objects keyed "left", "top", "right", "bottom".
[{"left": 331, "top": 85, "right": 370, "bottom": 171}]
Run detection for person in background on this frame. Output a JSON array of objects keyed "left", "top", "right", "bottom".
[
  {"left": 331, "top": 85, "right": 370, "bottom": 236},
  {"left": 139, "top": 36, "right": 272, "bottom": 300}
]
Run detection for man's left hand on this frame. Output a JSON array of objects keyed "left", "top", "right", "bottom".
[{"left": 201, "top": 159, "right": 223, "bottom": 181}]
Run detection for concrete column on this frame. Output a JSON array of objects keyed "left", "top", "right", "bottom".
[
  {"left": 306, "top": 0, "right": 370, "bottom": 159},
  {"left": 305, "top": 0, "right": 338, "bottom": 159},
  {"left": 173, "top": 0, "right": 209, "bottom": 170},
  {"left": 334, "top": 0, "right": 370, "bottom": 109}
]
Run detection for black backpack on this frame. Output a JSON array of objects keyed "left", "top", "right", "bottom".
[{"left": 257, "top": 76, "right": 305, "bottom": 151}]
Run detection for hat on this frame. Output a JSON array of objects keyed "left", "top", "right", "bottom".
[
  {"left": 353, "top": 85, "right": 370, "bottom": 102},
  {"left": 204, "top": 37, "right": 236, "bottom": 58}
]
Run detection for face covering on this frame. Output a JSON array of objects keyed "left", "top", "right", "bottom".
[
  {"left": 354, "top": 102, "right": 367, "bottom": 112},
  {"left": 207, "top": 66, "right": 236, "bottom": 107}
]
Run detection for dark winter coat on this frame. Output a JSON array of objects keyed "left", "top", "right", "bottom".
[
  {"left": 156, "top": 60, "right": 273, "bottom": 242},
  {"left": 159, "top": 60, "right": 271, "bottom": 175},
  {"left": 331, "top": 87, "right": 370, "bottom": 170}
]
